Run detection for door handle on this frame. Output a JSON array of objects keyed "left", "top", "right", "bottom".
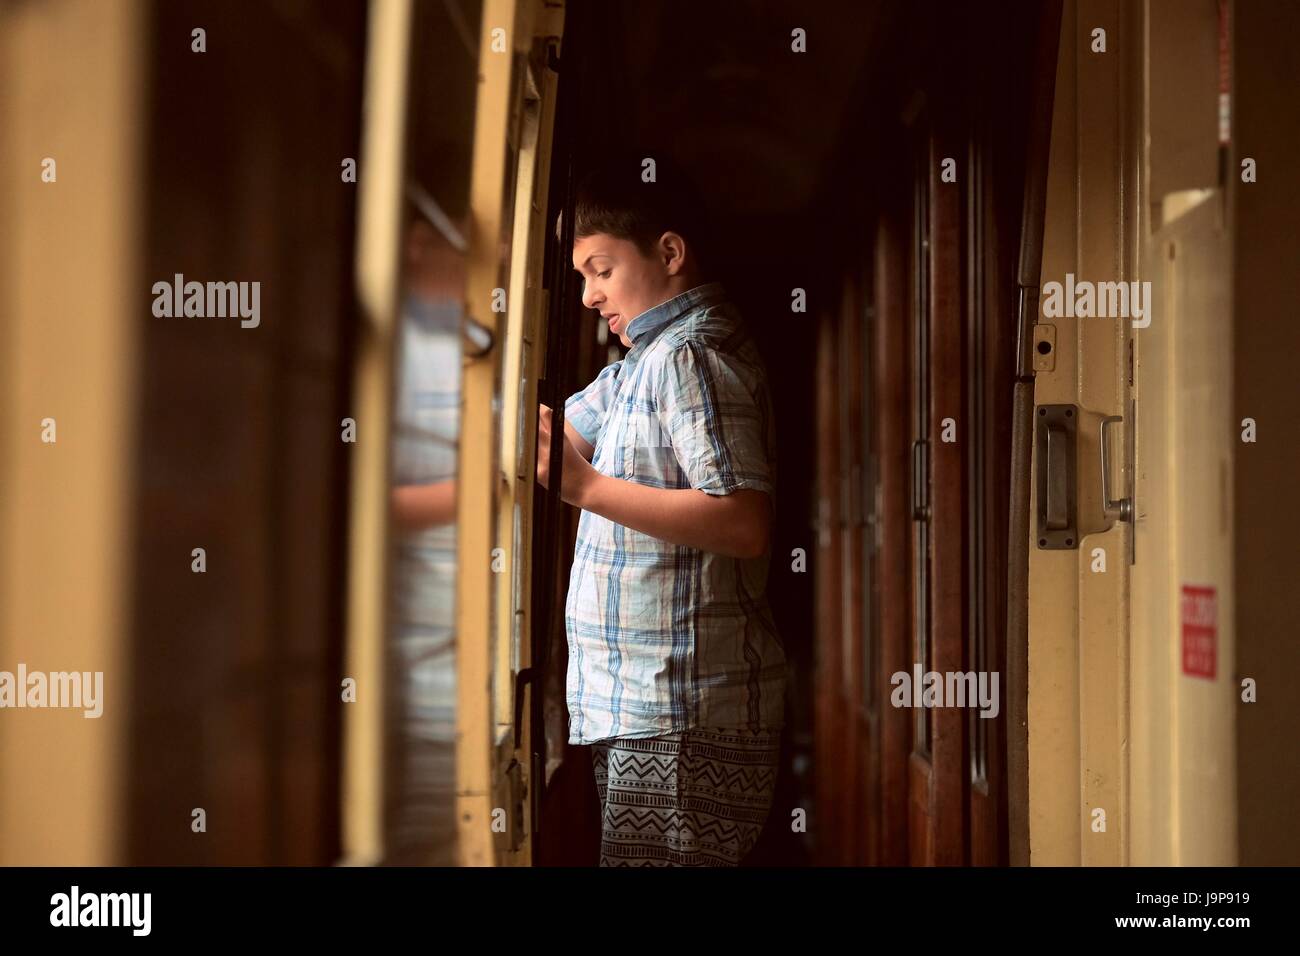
[
  {"left": 1035, "top": 404, "right": 1077, "bottom": 549},
  {"left": 911, "top": 439, "right": 930, "bottom": 522},
  {"left": 513, "top": 666, "right": 536, "bottom": 751},
  {"left": 1100, "top": 415, "right": 1133, "bottom": 523}
]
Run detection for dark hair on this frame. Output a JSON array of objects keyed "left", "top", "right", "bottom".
[{"left": 573, "top": 155, "right": 711, "bottom": 268}]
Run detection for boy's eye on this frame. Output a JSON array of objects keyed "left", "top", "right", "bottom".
[{"left": 597, "top": 270, "right": 611, "bottom": 279}]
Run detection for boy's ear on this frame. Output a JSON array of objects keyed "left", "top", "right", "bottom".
[{"left": 658, "top": 231, "right": 688, "bottom": 276}]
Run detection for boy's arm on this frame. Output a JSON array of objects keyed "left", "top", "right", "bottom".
[
  {"left": 579, "top": 474, "right": 770, "bottom": 559},
  {"left": 391, "top": 479, "right": 457, "bottom": 530},
  {"left": 536, "top": 405, "right": 770, "bottom": 559}
]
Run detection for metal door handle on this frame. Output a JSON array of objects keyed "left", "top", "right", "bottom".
[
  {"left": 1100, "top": 415, "right": 1132, "bottom": 523},
  {"left": 911, "top": 439, "right": 929, "bottom": 521},
  {"left": 1035, "top": 404, "right": 1077, "bottom": 548}
]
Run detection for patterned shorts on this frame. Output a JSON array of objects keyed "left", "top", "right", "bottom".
[{"left": 591, "top": 726, "right": 782, "bottom": 867}]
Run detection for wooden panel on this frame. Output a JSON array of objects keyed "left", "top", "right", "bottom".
[
  {"left": 121, "top": 0, "right": 365, "bottom": 865},
  {"left": 905, "top": 119, "right": 932, "bottom": 864},
  {"left": 840, "top": 275, "right": 867, "bottom": 864},
  {"left": 928, "top": 113, "right": 969, "bottom": 867},
  {"left": 814, "top": 310, "right": 844, "bottom": 864},
  {"left": 875, "top": 198, "right": 913, "bottom": 867},
  {"left": 908, "top": 751, "right": 934, "bottom": 865},
  {"left": 969, "top": 62, "right": 1022, "bottom": 865}
]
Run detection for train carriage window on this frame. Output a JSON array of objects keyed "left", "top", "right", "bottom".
[
  {"left": 382, "top": 0, "right": 483, "bottom": 867},
  {"left": 492, "top": 55, "right": 544, "bottom": 740}
]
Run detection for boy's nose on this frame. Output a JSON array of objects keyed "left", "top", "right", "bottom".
[{"left": 581, "top": 283, "right": 601, "bottom": 310}]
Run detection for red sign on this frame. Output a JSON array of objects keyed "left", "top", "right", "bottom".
[{"left": 1181, "top": 585, "right": 1217, "bottom": 679}]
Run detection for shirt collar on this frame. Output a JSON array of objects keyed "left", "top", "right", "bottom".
[{"left": 625, "top": 282, "right": 727, "bottom": 349}]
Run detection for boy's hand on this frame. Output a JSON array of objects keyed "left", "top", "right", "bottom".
[{"left": 536, "top": 404, "right": 596, "bottom": 507}]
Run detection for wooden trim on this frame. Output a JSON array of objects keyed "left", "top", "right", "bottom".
[
  {"left": 342, "top": 0, "right": 413, "bottom": 867},
  {"left": 455, "top": 0, "right": 521, "bottom": 868},
  {"left": 928, "top": 116, "right": 969, "bottom": 867},
  {"left": 908, "top": 751, "right": 935, "bottom": 865}
]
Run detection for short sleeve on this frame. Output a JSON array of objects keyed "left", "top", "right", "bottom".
[
  {"left": 563, "top": 359, "right": 623, "bottom": 447},
  {"left": 655, "top": 340, "right": 774, "bottom": 497}
]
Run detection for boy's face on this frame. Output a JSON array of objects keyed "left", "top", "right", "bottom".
[{"left": 572, "top": 233, "right": 675, "bottom": 348}]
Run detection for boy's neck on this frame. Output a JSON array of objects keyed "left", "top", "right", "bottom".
[{"left": 663, "top": 271, "right": 706, "bottom": 301}]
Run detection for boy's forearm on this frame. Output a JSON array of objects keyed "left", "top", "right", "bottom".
[
  {"left": 392, "top": 479, "right": 457, "bottom": 530},
  {"left": 576, "top": 472, "right": 767, "bottom": 559}
]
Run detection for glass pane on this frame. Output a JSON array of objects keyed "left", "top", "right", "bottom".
[{"left": 382, "top": 0, "right": 482, "bottom": 866}]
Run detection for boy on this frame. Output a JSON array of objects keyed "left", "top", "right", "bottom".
[{"left": 535, "top": 160, "right": 787, "bottom": 866}]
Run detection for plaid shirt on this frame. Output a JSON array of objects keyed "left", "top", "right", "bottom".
[{"left": 562, "top": 282, "right": 787, "bottom": 744}]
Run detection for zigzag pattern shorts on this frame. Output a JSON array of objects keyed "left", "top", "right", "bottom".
[{"left": 591, "top": 726, "right": 782, "bottom": 867}]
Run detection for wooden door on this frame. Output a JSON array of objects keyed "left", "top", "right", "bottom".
[
  {"left": 863, "top": 1, "right": 1042, "bottom": 866},
  {"left": 902, "top": 102, "right": 968, "bottom": 866}
]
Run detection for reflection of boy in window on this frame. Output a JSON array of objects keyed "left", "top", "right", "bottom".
[
  {"left": 390, "top": 214, "right": 464, "bottom": 531},
  {"left": 384, "top": 205, "right": 466, "bottom": 865}
]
